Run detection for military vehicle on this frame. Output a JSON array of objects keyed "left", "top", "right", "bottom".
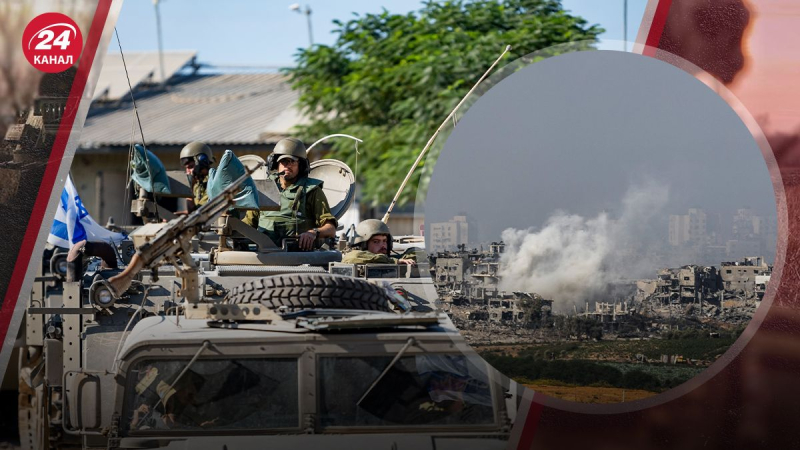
[{"left": 13, "top": 155, "right": 520, "bottom": 450}]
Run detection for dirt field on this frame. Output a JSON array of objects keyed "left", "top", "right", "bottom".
[{"left": 523, "top": 383, "right": 659, "bottom": 403}]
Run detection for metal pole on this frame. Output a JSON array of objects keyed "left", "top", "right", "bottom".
[
  {"left": 305, "top": 6, "right": 314, "bottom": 46},
  {"left": 382, "top": 45, "right": 512, "bottom": 223},
  {"left": 153, "top": 0, "right": 166, "bottom": 84},
  {"left": 623, "top": 0, "right": 628, "bottom": 51}
]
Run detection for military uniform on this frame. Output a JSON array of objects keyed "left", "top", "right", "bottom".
[
  {"left": 192, "top": 175, "right": 209, "bottom": 207},
  {"left": 342, "top": 250, "right": 397, "bottom": 264},
  {"left": 258, "top": 176, "right": 336, "bottom": 246}
]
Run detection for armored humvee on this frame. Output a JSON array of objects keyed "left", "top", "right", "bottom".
[{"left": 14, "top": 156, "right": 519, "bottom": 449}]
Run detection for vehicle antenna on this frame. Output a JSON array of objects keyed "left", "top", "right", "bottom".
[
  {"left": 381, "top": 45, "right": 512, "bottom": 224},
  {"left": 306, "top": 134, "right": 363, "bottom": 153},
  {"left": 115, "top": 27, "right": 159, "bottom": 222},
  {"left": 306, "top": 133, "right": 364, "bottom": 186},
  {"left": 110, "top": 284, "right": 151, "bottom": 374}
]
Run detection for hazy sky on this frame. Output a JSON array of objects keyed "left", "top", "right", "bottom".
[
  {"left": 111, "top": 0, "right": 647, "bottom": 66},
  {"left": 424, "top": 50, "right": 776, "bottom": 243}
]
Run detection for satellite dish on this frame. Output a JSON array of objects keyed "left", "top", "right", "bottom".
[
  {"left": 238, "top": 154, "right": 268, "bottom": 180},
  {"left": 309, "top": 159, "right": 355, "bottom": 221}
]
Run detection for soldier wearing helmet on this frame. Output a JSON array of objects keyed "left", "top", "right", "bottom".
[
  {"left": 342, "top": 219, "right": 415, "bottom": 265},
  {"left": 259, "top": 138, "right": 336, "bottom": 250},
  {"left": 179, "top": 141, "right": 258, "bottom": 226},
  {"left": 179, "top": 141, "right": 215, "bottom": 211}
]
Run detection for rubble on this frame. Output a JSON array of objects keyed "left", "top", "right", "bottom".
[{"left": 430, "top": 243, "right": 769, "bottom": 344}]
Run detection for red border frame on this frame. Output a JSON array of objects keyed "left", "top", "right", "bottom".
[{"left": 0, "top": 0, "right": 113, "bottom": 348}]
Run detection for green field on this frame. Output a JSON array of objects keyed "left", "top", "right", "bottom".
[
  {"left": 477, "top": 333, "right": 741, "bottom": 362},
  {"left": 477, "top": 333, "right": 743, "bottom": 392}
]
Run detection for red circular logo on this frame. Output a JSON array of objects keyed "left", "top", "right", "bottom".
[{"left": 21, "top": 13, "right": 83, "bottom": 74}]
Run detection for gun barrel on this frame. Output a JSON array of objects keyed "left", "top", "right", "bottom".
[{"left": 109, "top": 162, "right": 265, "bottom": 299}]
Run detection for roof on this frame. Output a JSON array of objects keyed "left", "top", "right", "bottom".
[
  {"left": 92, "top": 50, "right": 197, "bottom": 101},
  {"left": 80, "top": 73, "right": 308, "bottom": 148},
  {"left": 117, "top": 315, "right": 456, "bottom": 361}
]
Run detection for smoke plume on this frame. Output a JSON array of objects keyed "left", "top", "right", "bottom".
[{"left": 498, "top": 181, "right": 669, "bottom": 311}]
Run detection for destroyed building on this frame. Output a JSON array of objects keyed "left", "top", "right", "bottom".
[
  {"left": 431, "top": 236, "right": 771, "bottom": 343},
  {"left": 642, "top": 256, "right": 769, "bottom": 305},
  {"left": 720, "top": 256, "right": 769, "bottom": 296},
  {"left": 653, "top": 265, "right": 721, "bottom": 304},
  {"left": 432, "top": 242, "right": 553, "bottom": 333},
  {"left": 581, "top": 301, "right": 633, "bottom": 331}
]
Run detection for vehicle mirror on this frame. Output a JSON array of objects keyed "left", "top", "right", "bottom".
[{"left": 67, "top": 373, "right": 101, "bottom": 430}]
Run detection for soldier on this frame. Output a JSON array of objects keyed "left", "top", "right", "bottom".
[
  {"left": 259, "top": 138, "right": 336, "bottom": 250},
  {"left": 179, "top": 141, "right": 214, "bottom": 211},
  {"left": 179, "top": 141, "right": 258, "bottom": 227},
  {"left": 342, "top": 219, "right": 415, "bottom": 265}
]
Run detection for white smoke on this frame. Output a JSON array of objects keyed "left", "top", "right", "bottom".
[{"left": 498, "top": 181, "right": 669, "bottom": 311}]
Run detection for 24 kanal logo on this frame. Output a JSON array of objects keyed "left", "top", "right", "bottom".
[{"left": 22, "top": 12, "right": 83, "bottom": 73}]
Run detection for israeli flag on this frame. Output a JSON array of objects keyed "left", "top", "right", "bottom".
[{"left": 47, "top": 175, "right": 126, "bottom": 249}]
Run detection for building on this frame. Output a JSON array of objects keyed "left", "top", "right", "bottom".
[
  {"left": 720, "top": 256, "right": 770, "bottom": 295},
  {"left": 669, "top": 208, "right": 707, "bottom": 246},
  {"left": 727, "top": 208, "right": 776, "bottom": 260},
  {"left": 653, "top": 265, "right": 720, "bottom": 304},
  {"left": 75, "top": 51, "right": 315, "bottom": 226},
  {"left": 732, "top": 208, "right": 762, "bottom": 239},
  {"left": 430, "top": 215, "right": 472, "bottom": 251},
  {"left": 434, "top": 256, "right": 471, "bottom": 288},
  {"left": 488, "top": 241, "right": 505, "bottom": 255}
]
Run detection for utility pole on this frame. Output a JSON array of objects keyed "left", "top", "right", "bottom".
[
  {"left": 623, "top": 0, "right": 628, "bottom": 51},
  {"left": 153, "top": 0, "right": 166, "bottom": 84},
  {"left": 289, "top": 4, "right": 314, "bottom": 47}
]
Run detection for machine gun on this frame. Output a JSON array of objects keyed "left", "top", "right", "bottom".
[{"left": 105, "top": 162, "right": 264, "bottom": 303}]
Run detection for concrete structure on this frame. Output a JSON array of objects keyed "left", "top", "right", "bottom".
[
  {"left": 732, "top": 208, "right": 762, "bottom": 239},
  {"left": 669, "top": 208, "right": 707, "bottom": 246},
  {"left": 430, "top": 215, "right": 471, "bottom": 251},
  {"left": 755, "top": 274, "right": 771, "bottom": 300},
  {"left": 654, "top": 265, "right": 720, "bottom": 304},
  {"left": 720, "top": 256, "right": 769, "bottom": 295},
  {"left": 489, "top": 241, "right": 505, "bottom": 255},
  {"left": 434, "top": 256, "right": 471, "bottom": 287},
  {"left": 582, "top": 301, "right": 631, "bottom": 327},
  {"left": 72, "top": 52, "right": 320, "bottom": 228}
]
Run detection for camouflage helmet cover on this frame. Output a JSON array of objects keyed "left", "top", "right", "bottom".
[
  {"left": 180, "top": 141, "right": 214, "bottom": 163},
  {"left": 353, "top": 219, "right": 393, "bottom": 253}
]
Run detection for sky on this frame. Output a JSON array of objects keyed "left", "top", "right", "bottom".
[
  {"left": 111, "top": 0, "right": 648, "bottom": 67},
  {"left": 424, "top": 50, "right": 775, "bottom": 249}
]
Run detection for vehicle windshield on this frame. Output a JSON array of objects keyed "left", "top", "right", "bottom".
[
  {"left": 123, "top": 358, "right": 298, "bottom": 433},
  {"left": 319, "top": 353, "right": 496, "bottom": 428}
]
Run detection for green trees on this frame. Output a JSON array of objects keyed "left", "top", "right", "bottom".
[{"left": 287, "top": 0, "right": 602, "bottom": 206}]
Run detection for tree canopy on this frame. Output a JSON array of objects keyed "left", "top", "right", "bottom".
[{"left": 287, "top": 0, "right": 603, "bottom": 208}]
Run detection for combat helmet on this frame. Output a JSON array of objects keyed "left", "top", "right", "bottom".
[
  {"left": 353, "top": 219, "right": 393, "bottom": 254},
  {"left": 268, "top": 138, "right": 309, "bottom": 175},
  {"left": 180, "top": 141, "right": 214, "bottom": 165}
]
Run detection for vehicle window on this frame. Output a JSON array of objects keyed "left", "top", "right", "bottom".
[
  {"left": 330, "top": 266, "right": 355, "bottom": 276},
  {"left": 366, "top": 266, "right": 400, "bottom": 278},
  {"left": 124, "top": 358, "right": 298, "bottom": 433},
  {"left": 319, "top": 354, "right": 495, "bottom": 428}
]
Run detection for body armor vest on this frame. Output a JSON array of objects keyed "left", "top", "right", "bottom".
[{"left": 259, "top": 177, "right": 323, "bottom": 245}]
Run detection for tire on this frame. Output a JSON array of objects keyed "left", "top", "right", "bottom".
[{"left": 228, "top": 273, "right": 392, "bottom": 312}]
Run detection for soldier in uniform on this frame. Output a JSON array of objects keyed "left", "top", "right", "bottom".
[
  {"left": 179, "top": 141, "right": 214, "bottom": 211},
  {"left": 259, "top": 138, "right": 336, "bottom": 250},
  {"left": 342, "top": 219, "right": 415, "bottom": 265},
  {"left": 179, "top": 141, "right": 258, "bottom": 227}
]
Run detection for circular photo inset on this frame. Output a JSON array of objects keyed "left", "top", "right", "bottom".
[{"left": 424, "top": 49, "right": 777, "bottom": 404}]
